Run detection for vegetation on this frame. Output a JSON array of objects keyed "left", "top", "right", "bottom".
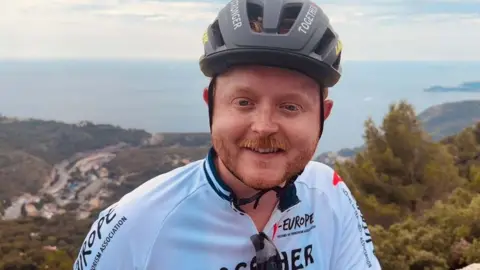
[
  {"left": 0, "top": 100, "right": 479, "bottom": 269},
  {"left": 0, "top": 151, "right": 52, "bottom": 202},
  {"left": 335, "top": 100, "right": 480, "bottom": 269},
  {"left": 315, "top": 100, "right": 480, "bottom": 166},
  {"left": 0, "top": 214, "right": 97, "bottom": 269}
]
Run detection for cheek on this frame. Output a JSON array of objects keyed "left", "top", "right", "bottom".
[
  {"left": 287, "top": 116, "right": 320, "bottom": 134},
  {"left": 282, "top": 118, "right": 320, "bottom": 147},
  {"left": 212, "top": 110, "right": 247, "bottom": 138}
]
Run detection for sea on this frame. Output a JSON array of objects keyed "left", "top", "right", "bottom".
[{"left": 1, "top": 60, "right": 479, "bottom": 154}]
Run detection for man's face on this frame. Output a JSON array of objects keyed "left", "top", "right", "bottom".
[{"left": 204, "top": 65, "right": 333, "bottom": 191}]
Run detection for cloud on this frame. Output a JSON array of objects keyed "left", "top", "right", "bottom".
[
  {"left": 0, "top": 0, "right": 479, "bottom": 60},
  {"left": 0, "top": 0, "right": 220, "bottom": 59},
  {"left": 318, "top": 1, "right": 480, "bottom": 60},
  {"left": 91, "top": 1, "right": 221, "bottom": 22}
]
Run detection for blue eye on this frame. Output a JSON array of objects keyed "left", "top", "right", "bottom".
[
  {"left": 239, "top": 100, "right": 250, "bottom": 106},
  {"left": 282, "top": 104, "right": 299, "bottom": 111}
]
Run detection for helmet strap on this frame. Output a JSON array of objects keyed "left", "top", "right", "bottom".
[
  {"left": 318, "top": 85, "right": 325, "bottom": 139},
  {"left": 229, "top": 174, "right": 302, "bottom": 211},
  {"left": 207, "top": 76, "right": 216, "bottom": 132}
]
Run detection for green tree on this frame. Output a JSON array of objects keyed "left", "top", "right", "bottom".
[
  {"left": 40, "top": 249, "right": 74, "bottom": 270},
  {"left": 370, "top": 188, "right": 480, "bottom": 269},
  {"left": 336, "top": 101, "right": 465, "bottom": 227}
]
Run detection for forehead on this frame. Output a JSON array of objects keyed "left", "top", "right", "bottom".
[{"left": 215, "top": 65, "right": 320, "bottom": 97}]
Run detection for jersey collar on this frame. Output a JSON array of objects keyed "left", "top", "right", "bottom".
[
  {"left": 203, "top": 147, "right": 232, "bottom": 201},
  {"left": 203, "top": 147, "right": 301, "bottom": 212}
]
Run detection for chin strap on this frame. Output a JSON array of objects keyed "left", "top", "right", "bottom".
[{"left": 229, "top": 172, "right": 302, "bottom": 212}]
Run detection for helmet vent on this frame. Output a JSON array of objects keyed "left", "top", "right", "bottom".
[
  {"left": 313, "top": 27, "right": 335, "bottom": 57},
  {"left": 247, "top": 3, "right": 264, "bottom": 33},
  {"left": 333, "top": 51, "right": 342, "bottom": 69},
  {"left": 278, "top": 4, "right": 303, "bottom": 34},
  {"left": 211, "top": 20, "right": 225, "bottom": 48}
]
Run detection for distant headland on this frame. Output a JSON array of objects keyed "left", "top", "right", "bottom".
[{"left": 425, "top": 81, "right": 480, "bottom": 92}]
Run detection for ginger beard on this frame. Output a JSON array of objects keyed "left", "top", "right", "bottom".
[
  {"left": 212, "top": 132, "right": 319, "bottom": 191},
  {"left": 205, "top": 65, "right": 329, "bottom": 193}
]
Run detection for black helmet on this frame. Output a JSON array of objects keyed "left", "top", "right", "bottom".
[{"left": 199, "top": 0, "right": 343, "bottom": 88}]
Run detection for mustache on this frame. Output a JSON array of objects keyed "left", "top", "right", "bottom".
[{"left": 238, "top": 137, "right": 289, "bottom": 151}]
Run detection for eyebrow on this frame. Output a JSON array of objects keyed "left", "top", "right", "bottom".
[
  {"left": 229, "top": 85, "right": 317, "bottom": 106},
  {"left": 279, "top": 91, "right": 317, "bottom": 107},
  {"left": 232, "top": 86, "right": 256, "bottom": 95}
]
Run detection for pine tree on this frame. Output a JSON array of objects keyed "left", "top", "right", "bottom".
[{"left": 336, "top": 100, "right": 465, "bottom": 227}]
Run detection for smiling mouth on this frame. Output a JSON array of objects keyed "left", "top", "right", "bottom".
[{"left": 244, "top": 147, "right": 285, "bottom": 154}]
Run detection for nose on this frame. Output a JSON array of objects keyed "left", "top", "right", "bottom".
[{"left": 250, "top": 106, "right": 279, "bottom": 136}]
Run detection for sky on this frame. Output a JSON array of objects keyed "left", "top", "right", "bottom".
[{"left": 1, "top": 0, "right": 480, "bottom": 61}]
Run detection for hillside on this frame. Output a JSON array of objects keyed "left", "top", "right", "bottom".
[
  {"left": 0, "top": 116, "right": 211, "bottom": 220},
  {"left": 316, "top": 99, "right": 480, "bottom": 166},
  {"left": 0, "top": 117, "right": 145, "bottom": 203},
  {"left": 0, "top": 150, "right": 51, "bottom": 202},
  {"left": 418, "top": 100, "right": 480, "bottom": 141},
  {"left": 0, "top": 117, "right": 151, "bottom": 164},
  {"left": 0, "top": 99, "right": 479, "bottom": 269},
  {"left": 103, "top": 145, "right": 210, "bottom": 206}
]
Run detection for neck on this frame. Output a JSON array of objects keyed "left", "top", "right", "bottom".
[{"left": 214, "top": 156, "right": 279, "bottom": 214}]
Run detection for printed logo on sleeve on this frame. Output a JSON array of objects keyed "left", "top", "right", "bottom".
[{"left": 73, "top": 204, "right": 128, "bottom": 270}]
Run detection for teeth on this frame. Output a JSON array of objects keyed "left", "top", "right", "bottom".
[{"left": 254, "top": 148, "right": 278, "bottom": 153}]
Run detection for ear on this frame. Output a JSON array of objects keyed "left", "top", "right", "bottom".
[
  {"left": 203, "top": 87, "right": 209, "bottom": 105},
  {"left": 323, "top": 99, "right": 334, "bottom": 120}
]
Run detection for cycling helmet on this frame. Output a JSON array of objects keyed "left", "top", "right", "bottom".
[{"left": 199, "top": 0, "right": 343, "bottom": 88}]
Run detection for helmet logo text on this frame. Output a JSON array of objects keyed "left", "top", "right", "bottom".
[
  {"left": 298, "top": 4, "right": 318, "bottom": 34},
  {"left": 230, "top": 0, "right": 242, "bottom": 30}
]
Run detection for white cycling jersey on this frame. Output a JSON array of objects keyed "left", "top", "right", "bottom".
[{"left": 74, "top": 148, "right": 382, "bottom": 270}]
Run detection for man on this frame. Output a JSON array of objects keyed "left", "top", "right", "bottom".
[{"left": 74, "top": 0, "right": 382, "bottom": 269}]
